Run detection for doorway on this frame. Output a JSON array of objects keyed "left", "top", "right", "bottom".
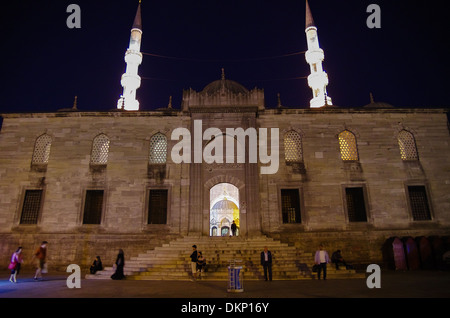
[{"left": 209, "top": 183, "right": 239, "bottom": 236}]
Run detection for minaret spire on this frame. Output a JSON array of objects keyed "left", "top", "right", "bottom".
[
  {"left": 117, "top": 1, "right": 143, "bottom": 111},
  {"left": 304, "top": 0, "right": 332, "bottom": 108}
]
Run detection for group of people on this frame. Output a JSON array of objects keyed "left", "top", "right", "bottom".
[
  {"left": 7, "top": 241, "right": 48, "bottom": 283},
  {"left": 8, "top": 240, "right": 349, "bottom": 283},
  {"left": 190, "top": 243, "right": 350, "bottom": 281},
  {"left": 6, "top": 240, "right": 125, "bottom": 283},
  {"left": 90, "top": 250, "right": 125, "bottom": 280},
  {"left": 189, "top": 245, "right": 206, "bottom": 281},
  {"left": 314, "top": 245, "right": 350, "bottom": 280}
]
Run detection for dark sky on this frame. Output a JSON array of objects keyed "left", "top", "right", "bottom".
[{"left": 0, "top": 0, "right": 449, "bottom": 113}]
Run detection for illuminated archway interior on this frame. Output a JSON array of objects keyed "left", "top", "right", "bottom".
[{"left": 210, "top": 183, "right": 239, "bottom": 236}]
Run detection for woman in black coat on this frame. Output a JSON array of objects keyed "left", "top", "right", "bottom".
[{"left": 111, "top": 249, "right": 125, "bottom": 280}]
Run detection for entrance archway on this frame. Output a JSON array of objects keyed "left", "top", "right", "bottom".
[{"left": 210, "top": 183, "right": 239, "bottom": 236}]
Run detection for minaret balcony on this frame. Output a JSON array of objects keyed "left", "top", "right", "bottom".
[
  {"left": 305, "top": 49, "right": 324, "bottom": 64},
  {"left": 125, "top": 50, "right": 143, "bottom": 64},
  {"left": 307, "top": 72, "right": 328, "bottom": 89},
  {"left": 121, "top": 73, "right": 141, "bottom": 90}
]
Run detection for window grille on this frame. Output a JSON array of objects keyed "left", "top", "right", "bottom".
[
  {"left": 345, "top": 187, "right": 367, "bottom": 222},
  {"left": 20, "top": 190, "right": 43, "bottom": 224},
  {"left": 149, "top": 133, "right": 167, "bottom": 164},
  {"left": 339, "top": 130, "right": 358, "bottom": 161},
  {"left": 148, "top": 189, "right": 168, "bottom": 224},
  {"left": 281, "top": 189, "right": 301, "bottom": 224},
  {"left": 408, "top": 186, "right": 431, "bottom": 221},
  {"left": 284, "top": 131, "right": 303, "bottom": 163},
  {"left": 398, "top": 130, "right": 418, "bottom": 161},
  {"left": 91, "top": 134, "right": 110, "bottom": 164},
  {"left": 32, "top": 134, "right": 52, "bottom": 164},
  {"left": 83, "top": 190, "right": 104, "bottom": 224}
]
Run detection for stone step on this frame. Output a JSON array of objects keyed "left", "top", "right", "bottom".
[{"left": 86, "top": 235, "right": 363, "bottom": 281}]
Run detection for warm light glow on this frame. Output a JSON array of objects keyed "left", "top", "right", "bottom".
[{"left": 338, "top": 130, "right": 358, "bottom": 161}]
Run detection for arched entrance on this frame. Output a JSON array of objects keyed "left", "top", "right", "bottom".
[{"left": 210, "top": 183, "right": 239, "bottom": 236}]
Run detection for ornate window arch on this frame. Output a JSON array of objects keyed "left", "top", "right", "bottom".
[
  {"left": 149, "top": 133, "right": 167, "bottom": 164},
  {"left": 32, "top": 134, "right": 52, "bottom": 164},
  {"left": 284, "top": 130, "right": 303, "bottom": 163},
  {"left": 398, "top": 129, "right": 418, "bottom": 160},
  {"left": 338, "top": 130, "right": 358, "bottom": 161},
  {"left": 90, "top": 133, "right": 110, "bottom": 164}
]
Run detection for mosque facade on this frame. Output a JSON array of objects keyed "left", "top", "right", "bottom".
[{"left": 0, "top": 1, "right": 449, "bottom": 270}]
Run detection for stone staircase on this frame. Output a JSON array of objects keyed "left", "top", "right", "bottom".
[{"left": 86, "top": 235, "right": 363, "bottom": 281}]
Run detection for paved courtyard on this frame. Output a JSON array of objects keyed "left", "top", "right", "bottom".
[{"left": 0, "top": 269, "right": 448, "bottom": 315}]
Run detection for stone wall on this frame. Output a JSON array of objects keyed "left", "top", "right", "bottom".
[{"left": 0, "top": 108, "right": 449, "bottom": 270}]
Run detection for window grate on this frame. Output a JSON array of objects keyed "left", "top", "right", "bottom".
[
  {"left": 32, "top": 134, "right": 52, "bottom": 164},
  {"left": 345, "top": 187, "right": 367, "bottom": 222},
  {"left": 83, "top": 190, "right": 104, "bottom": 224},
  {"left": 281, "top": 189, "right": 301, "bottom": 224},
  {"left": 284, "top": 131, "right": 303, "bottom": 163},
  {"left": 20, "top": 190, "right": 43, "bottom": 224},
  {"left": 91, "top": 134, "right": 110, "bottom": 164},
  {"left": 339, "top": 130, "right": 358, "bottom": 161},
  {"left": 149, "top": 133, "right": 167, "bottom": 164},
  {"left": 398, "top": 130, "right": 418, "bottom": 161},
  {"left": 148, "top": 189, "right": 168, "bottom": 224},
  {"left": 408, "top": 186, "right": 431, "bottom": 221}
]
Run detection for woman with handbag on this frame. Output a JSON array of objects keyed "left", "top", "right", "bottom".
[{"left": 8, "top": 247, "right": 23, "bottom": 283}]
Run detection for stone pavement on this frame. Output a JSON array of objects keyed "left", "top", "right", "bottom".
[{"left": 0, "top": 269, "right": 448, "bottom": 315}]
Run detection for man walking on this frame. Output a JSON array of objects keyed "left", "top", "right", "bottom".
[
  {"left": 33, "top": 241, "right": 48, "bottom": 280},
  {"left": 260, "top": 246, "right": 272, "bottom": 281}
]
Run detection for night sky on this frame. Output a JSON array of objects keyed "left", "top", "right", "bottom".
[{"left": 0, "top": 0, "right": 449, "bottom": 113}]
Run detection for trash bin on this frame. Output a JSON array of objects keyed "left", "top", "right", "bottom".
[{"left": 227, "top": 260, "right": 243, "bottom": 293}]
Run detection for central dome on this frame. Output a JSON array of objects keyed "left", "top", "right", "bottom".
[
  {"left": 211, "top": 199, "right": 238, "bottom": 211},
  {"left": 201, "top": 68, "right": 249, "bottom": 95}
]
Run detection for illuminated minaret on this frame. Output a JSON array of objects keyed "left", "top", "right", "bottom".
[
  {"left": 305, "top": 0, "right": 332, "bottom": 108},
  {"left": 117, "top": 1, "right": 142, "bottom": 111}
]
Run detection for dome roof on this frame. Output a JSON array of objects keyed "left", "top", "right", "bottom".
[
  {"left": 363, "top": 93, "right": 394, "bottom": 109},
  {"left": 201, "top": 68, "right": 249, "bottom": 95},
  {"left": 212, "top": 199, "right": 238, "bottom": 211}
]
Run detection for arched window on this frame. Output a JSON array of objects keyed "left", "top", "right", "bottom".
[
  {"left": 91, "top": 134, "right": 110, "bottom": 164},
  {"left": 284, "top": 130, "right": 303, "bottom": 163},
  {"left": 398, "top": 130, "right": 418, "bottom": 160},
  {"left": 32, "top": 134, "right": 52, "bottom": 164},
  {"left": 149, "top": 133, "right": 167, "bottom": 164},
  {"left": 338, "top": 130, "right": 358, "bottom": 161}
]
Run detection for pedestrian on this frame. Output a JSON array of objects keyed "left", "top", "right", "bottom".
[
  {"left": 314, "top": 244, "right": 330, "bottom": 280},
  {"left": 32, "top": 241, "right": 48, "bottom": 280},
  {"left": 90, "top": 256, "right": 103, "bottom": 274},
  {"left": 260, "top": 246, "right": 272, "bottom": 281},
  {"left": 197, "top": 251, "right": 206, "bottom": 279},
  {"left": 8, "top": 246, "right": 24, "bottom": 283},
  {"left": 190, "top": 245, "right": 198, "bottom": 281},
  {"left": 231, "top": 220, "right": 237, "bottom": 236},
  {"left": 111, "top": 249, "right": 125, "bottom": 280}
]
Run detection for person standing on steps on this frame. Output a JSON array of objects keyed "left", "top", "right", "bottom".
[
  {"left": 260, "top": 246, "right": 272, "bottom": 281},
  {"left": 190, "top": 245, "right": 198, "bottom": 281},
  {"left": 231, "top": 220, "right": 237, "bottom": 236},
  {"left": 314, "top": 244, "right": 330, "bottom": 280}
]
